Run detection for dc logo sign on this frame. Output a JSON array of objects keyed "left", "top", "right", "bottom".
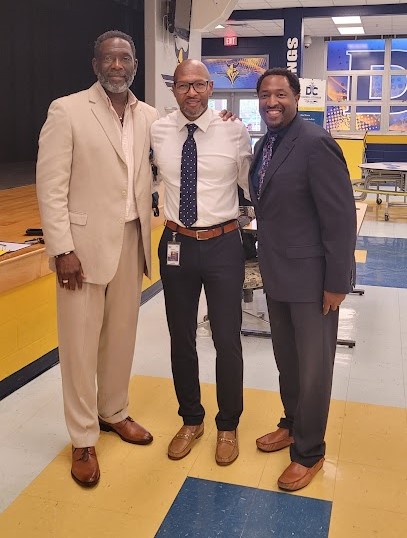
[{"left": 306, "top": 84, "right": 319, "bottom": 96}]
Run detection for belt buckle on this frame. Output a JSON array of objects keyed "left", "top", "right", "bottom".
[{"left": 195, "top": 229, "right": 209, "bottom": 240}]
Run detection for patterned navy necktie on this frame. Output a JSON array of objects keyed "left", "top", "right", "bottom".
[
  {"left": 179, "top": 123, "right": 198, "bottom": 227},
  {"left": 257, "top": 133, "right": 277, "bottom": 198}
]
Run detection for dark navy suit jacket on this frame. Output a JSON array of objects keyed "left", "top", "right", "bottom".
[{"left": 250, "top": 114, "right": 356, "bottom": 303}]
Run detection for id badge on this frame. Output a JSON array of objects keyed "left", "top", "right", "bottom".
[{"left": 167, "top": 233, "right": 181, "bottom": 266}]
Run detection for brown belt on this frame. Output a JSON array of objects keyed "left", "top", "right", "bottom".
[{"left": 165, "top": 220, "right": 239, "bottom": 240}]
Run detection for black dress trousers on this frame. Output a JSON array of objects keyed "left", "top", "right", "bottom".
[
  {"left": 159, "top": 225, "right": 245, "bottom": 431},
  {"left": 266, "top": 298, "right": 339, "bottom": 467}
]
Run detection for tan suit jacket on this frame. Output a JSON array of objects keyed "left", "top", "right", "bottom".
[{"left": 36, "top": 82, "right": 160, "bottom": 284}]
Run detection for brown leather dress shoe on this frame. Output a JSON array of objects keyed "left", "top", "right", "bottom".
[
  {"left": 215, "top": 429, "right": 239, "bottom": 466},
  {"left": 256, "top": 427, "right": 294, "bottom": 452},
  {"left": 168, "top": 423, "right": 204, "bottom": 460},
  {"left": 99, "top": 416, "right": 153, "bottom": 445},
  {"left": 277, "top": 458, "right": 324, "bottom": 491},
  {"left": 71, "top": 446, "right": 100, "bottom": 487}
]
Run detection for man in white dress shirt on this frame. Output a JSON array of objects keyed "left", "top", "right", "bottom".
[{"left": 151, "top": 59, "right": 252, "bottom": 465}]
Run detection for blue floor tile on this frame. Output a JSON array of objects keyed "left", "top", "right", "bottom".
[
  {"left": 356, "top": 236, "right": 407, "bottom": 288},
  {"left": 155, "top": 477, "right": 332, "bottom": 538}
]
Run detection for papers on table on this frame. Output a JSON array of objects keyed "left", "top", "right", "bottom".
[{"left": 0, "top": 241, "right": 33, "bottom": 256}]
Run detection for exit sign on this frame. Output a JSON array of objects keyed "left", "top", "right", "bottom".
[{"left": 224, "top": 36, "right": 237, "bottom": 46}]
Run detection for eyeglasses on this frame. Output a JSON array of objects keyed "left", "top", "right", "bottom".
[{"left": 173, "top": 80, "right": 210, "bottom": 94}]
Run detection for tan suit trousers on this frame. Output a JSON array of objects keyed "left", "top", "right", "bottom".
[{"left": 56, "top": 220, "right": 144, "bottom": 447}]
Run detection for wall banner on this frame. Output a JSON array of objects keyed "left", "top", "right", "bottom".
[
  {"left": 202, "top": 56, "right": 268, "bottom": 90},
  {"left": 298, "top": 78, "right": 326, "bottom": 127}
]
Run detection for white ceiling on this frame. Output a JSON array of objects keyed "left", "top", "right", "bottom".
[{"left": 202, "top": 0, "right": 407, "bottom": 39}]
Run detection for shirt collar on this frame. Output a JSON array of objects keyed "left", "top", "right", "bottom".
[
  {"left": 95, "top": 81, "right": 138, "bottom": 109},
  {"left": 176, "top": 107, "right": 213, "bottom": 133}
]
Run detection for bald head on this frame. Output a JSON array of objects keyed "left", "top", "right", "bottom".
[
  {"left": 174, "top": 59, "right": 210, "bottom": 82},
  {"left": 172, "top": 59, "right": 213, "bottom": 121}
]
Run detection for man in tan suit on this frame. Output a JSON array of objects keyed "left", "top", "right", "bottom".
[{"left": 36, "top": 30, "right": 159, "bottom": 487}]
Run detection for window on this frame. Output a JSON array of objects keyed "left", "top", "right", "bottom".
[{"left": 325, "top": 39, "right": 407, "bottom": 133}]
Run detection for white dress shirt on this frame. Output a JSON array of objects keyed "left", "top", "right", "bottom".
[
  {"left": 150, "top": 107, "right": 252, "bottom": 227},
  {"left": 96, "top": 81, "right": 138, "bottom": 221}
]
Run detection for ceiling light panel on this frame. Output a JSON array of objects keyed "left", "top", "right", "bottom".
[
  {"left": 332, "top": 16, "right": 361, "bottom": 25},
  {"left": 338, "top": 26, "right": 365, "bottom": 35}
]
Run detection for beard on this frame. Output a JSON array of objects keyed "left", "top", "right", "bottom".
[
  {"left": 181, "top": 101, "right": 207, "bottom": 120},
  {"left": 97, "top": 71, "right": 135, "bottom": 93}
]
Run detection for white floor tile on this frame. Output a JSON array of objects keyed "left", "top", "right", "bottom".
[
  {"left": 393, "top": 222, "right": 407, "bottom": 239},
  {"left": 347, "top": 377, "right": 406, "bottom": 407},
  {"left": 0, "top": 444, "right": 59, "bottom": 512}
]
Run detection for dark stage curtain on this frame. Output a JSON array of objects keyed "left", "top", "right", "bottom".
[{"left": 0, "top": 0, "right": 145, "bottom": 164}]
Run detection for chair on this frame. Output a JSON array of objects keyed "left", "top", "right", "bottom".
[{"left": 241, "top": 259, "right": 271, "bottom": 338}]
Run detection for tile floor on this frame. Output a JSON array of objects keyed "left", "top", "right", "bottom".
[{"left": 0, "top": 200, "right": 406, "bottom": 537}]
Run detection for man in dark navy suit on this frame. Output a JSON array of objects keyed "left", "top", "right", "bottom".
[{"left": 252, "top": 68, "right": 356, "bottom": 491}]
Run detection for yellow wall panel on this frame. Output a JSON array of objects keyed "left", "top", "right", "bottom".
[
  {"left": 1, "top": 226, "right": 164, "bottom": 383},
  {"left": 19, "top": 303, "right": 57, "bottom": 348},
  {"left": 142, "top": 225, "right": 164, "bottom": 291},
  {"left": 1, "top": 275, "right": 56, "bottom": 318},
  {"left": 0, "top": 274, "right": 58, "bottom": 380},
  {"left": 335, "top": 138, "right": 365, "bottom": 180},
  {"left": 366, "top": 134, "right": 407, "bottom": 144},
  {"left": 0, "top": 321, "right": 18, "bottom": 361},
  {"left": 0, "top": 331, "right": 58, "bottom": 381}
]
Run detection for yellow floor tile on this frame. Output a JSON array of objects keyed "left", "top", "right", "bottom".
[
  {"left": 121, "top": 454, "right": 189, "bottom": 521},
  {"left": 329, "top": 501, "right": 407, "bottom": 538},
  {"left": 0, "top": 494, "right": 156, "bottom": 538},
  {"left": 354, "top": 249, "right": 367, "bottom": 263},
  {"left": 325, "top": 399, "right": 346, "bottom": 462},
  {"left": 334, "top": 460, "right": 407, "bottom": 515},
  {"left": 340, "top": 402, "right": 407, "bottom": 472},
  {"left": 257, "top": 446, "right": 292, "bottom": 493},
  {"left": 339, "top": 428, "right": 407, "bottom": 472},
  {"left": 127, "top": 375, "right": 178, "bottom": 434},
  {"left": 343, "top": 401, "right": 407, "bottom": 433}
]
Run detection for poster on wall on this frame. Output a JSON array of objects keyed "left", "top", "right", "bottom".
[
  {"left": 202, "top": 56, "right": 268, "bottom": 90},
  {"left": 298, "top": 78, "right": 326, "bottom": 127}
]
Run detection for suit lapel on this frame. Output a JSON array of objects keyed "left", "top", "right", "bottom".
[
  {"left": 132, "top": 103, "right": 146, "bottom": 190},
  {"left": 260, "top": 116, "right": 301, "bottom": 197},
  {"left": 89, "top": 84, "right": 126, "bottom": 164}
]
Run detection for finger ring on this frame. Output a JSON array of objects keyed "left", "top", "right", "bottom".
[{"left": 62, "top": 280, "right": 69, "bottom": 284}]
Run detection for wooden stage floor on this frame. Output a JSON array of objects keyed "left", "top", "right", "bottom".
[
  {"left": 0, "top": 185, "right": 42, "bottom": 243},
  {"left": 0, "top": 185, "right": 49, "bottom": 294}
]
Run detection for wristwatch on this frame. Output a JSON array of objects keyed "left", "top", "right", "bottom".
[{"left": 55, "top": 251, "right": 73, "bottom": 258}]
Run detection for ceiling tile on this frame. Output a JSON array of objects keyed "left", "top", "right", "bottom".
[{"left": 210, "top": 1, "right": 407, "bottom": 39}]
